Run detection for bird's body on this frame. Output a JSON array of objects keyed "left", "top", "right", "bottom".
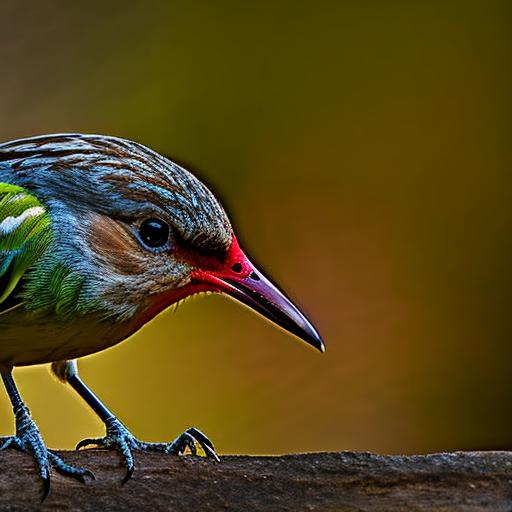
[
  {"left": 0, "top": 134, "right": 232, "bottom": 368},
  {"left": 0, "top": 133, "right": 323, "bottom": 498}
]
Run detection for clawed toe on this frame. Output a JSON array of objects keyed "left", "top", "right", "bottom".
[
  {"left": 166, "top": 427, "right": 220, "bottom": 462},
  {"left": 48, "top": 451, "right": 96, "bottom": 482},
  {"left": 76, "top": 417, "right": 220, "bottom": 483},
  {"left": 76, "top": 417, "right": 137, "bottom": 483},
  {"left": 1, "top": 406, "right": 94, "bottom": 500}
]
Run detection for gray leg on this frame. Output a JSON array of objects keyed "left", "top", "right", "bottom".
[
  {"left": 1, "top": 370, "right": 94, "bottom": 500},
  {"left": 53, "top": 360, "right": 219, "bottom": 483}
]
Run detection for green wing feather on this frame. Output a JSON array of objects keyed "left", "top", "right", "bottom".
[{"left": 0, "top": 183, "right": 51, "bottom": 312}]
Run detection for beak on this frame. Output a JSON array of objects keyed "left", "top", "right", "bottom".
[{"left": 191, "top": 252, "right": 325, "bottom": 353}]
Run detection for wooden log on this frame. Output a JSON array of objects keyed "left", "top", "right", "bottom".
[{"left": 1, "top": 450, "right": 511, "bottom": 511}]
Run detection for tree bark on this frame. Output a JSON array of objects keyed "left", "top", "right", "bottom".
[{"left": 0, "top": 450, "right": 511, "bottom": 511}]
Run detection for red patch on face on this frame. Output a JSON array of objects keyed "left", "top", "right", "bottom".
[
  {"left": 187, "top": 236, "right": 252, "bottom": 281},
  {"left": 131, "top": 235, "right": 251, "bottom": 330}
]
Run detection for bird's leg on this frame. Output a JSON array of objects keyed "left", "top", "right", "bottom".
[
  {"left": 0, "top": 371, "right": 94, "bottom": 499},
  {"left": 53, "top": 360, "right": 219, "bottom": 483}
]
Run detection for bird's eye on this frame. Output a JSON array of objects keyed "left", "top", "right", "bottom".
[{"left": 138, "top": 218, "right": 170, "bottom": 250}]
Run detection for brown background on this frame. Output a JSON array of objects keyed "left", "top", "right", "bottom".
[{"left": 0, "top": 1, "right": 510, "bottom": 456}]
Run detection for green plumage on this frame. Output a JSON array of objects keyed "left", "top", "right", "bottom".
[
  {"left": 22, "top": 260, "right": 91, "bottom": 318},
  {"left": 0, "top": 183, "right": 52, "bottom": 310}
]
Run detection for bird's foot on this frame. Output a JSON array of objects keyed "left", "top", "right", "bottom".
[
  {"left": 76, "top": 417, "right": 219, "bottom": 483},
  {"left": 0, "top": 405, "right": 94, "bottom": 500}
]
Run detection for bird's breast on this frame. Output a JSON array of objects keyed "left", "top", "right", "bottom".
[{"left": 0, "top": 306, "right": 136, "bottom": 368}]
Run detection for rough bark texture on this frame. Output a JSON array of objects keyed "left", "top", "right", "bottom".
[{"left": 0, "top": 450, "right": 511, "bottom": 511}]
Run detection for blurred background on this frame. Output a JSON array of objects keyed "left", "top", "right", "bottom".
[{"left": 0, "top": 1, "right": 510, "bottom": 456}]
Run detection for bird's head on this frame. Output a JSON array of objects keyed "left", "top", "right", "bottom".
[{"left": 1, "top": 134, "right": 324, "bottom": 352}]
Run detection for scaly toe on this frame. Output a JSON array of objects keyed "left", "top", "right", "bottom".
[
  {"left": 48, "top": 451, "right": 95, "bottom": 482},
  {"left": 76, "top": 417, "right": 137, "bottom": 483},
  {"left": 1, "top": 406, "right": 93, "bottom": 500}
]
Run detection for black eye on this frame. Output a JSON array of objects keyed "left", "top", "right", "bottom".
[{"left": 139, "top": 218, "right": 170, "bottom": 249}]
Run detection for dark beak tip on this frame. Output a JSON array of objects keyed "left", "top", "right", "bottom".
[
  {"left": 310, "top": 333, "right": 326, "bottom": 353},
  {"left": 300, "top": 325, "right": 325, "bottom": 353}
]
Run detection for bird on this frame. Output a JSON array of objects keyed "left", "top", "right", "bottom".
[{"left": 0, "top": 133, "right": 324, "bottom": 498}]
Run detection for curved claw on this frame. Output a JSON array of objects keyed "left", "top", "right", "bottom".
[
  {"left": 41, "top": 475, "right": 50, "bottom": 502},
  {"left": 118, "top": 439, "right": 135, "bottom": 484},
  {"left": 76, "top": 437, "right": 105, "bottom": 451},
  {"left": 166, "top": 427, "right": 220, "bottom": 462},
  {"left": 187, "top": 427, "right": 214, "bottom": 450},
  {"left": 186, "top": 427, "right": 220, "bottom": 462},
  {"left": 122, "top": 465, "right": 135, "bottom": 485},
  {"left": 201, "top": 443, "right": 221, "bottom": 462},
  {"left": 79, "top": 470, "right": 96, "bottom": 483}
]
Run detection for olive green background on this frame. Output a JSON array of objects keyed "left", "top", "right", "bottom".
[{"left": 0, "top": 1, "right": 510, "bottom": 456}]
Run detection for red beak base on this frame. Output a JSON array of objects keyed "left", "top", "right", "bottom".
[{"left": 190, "top": 238, "right": 325, "bottom": 353}]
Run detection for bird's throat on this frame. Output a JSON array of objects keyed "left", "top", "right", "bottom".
[{"left": 131, "top": 282, "right": 217, "bottom": 332}]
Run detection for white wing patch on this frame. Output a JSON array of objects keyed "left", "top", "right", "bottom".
[{"left": 0, "top": 206, "right": 45, "bottom": 236}]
